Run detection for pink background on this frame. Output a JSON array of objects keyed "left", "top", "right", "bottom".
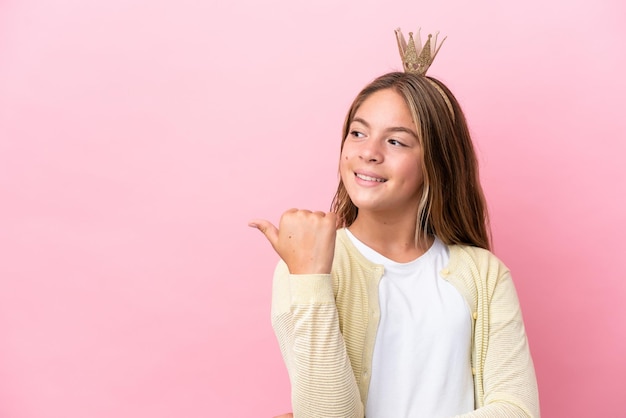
[{"left": 1, "top": 0, "right": 625, "bottom": 416}]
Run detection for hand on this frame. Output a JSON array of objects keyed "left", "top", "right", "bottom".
[{"left": 249, "top": 209, "right": 337, "bottom": 274}]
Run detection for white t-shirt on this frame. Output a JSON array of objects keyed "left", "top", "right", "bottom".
[{"left": 345, "top": 230, "right": 474, "bottom": 418}]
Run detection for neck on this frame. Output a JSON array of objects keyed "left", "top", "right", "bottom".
[{"left": 348, "top": 211, "right": 433, "bottom": 262}]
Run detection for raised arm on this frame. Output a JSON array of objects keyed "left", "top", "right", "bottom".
[{"left": 250, "top": 210, "right": 364, "bottom": 417}]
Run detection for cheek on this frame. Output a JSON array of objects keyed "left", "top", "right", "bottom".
[
  {"left": 339, "top": 150, "right": 353, "bottom": 181},
  {"left": 411, "top": 164, "right": 425, "bottom": 188},
  {"left": 339, "top": 155, "right": 348, "bottom": 174},
  {"left": 340, "top": 141, "right": 358, "bottom": 160},
  {"left": 399, "top": 157, "right": 424, "bottom": 187},
  {"left": 339, "top": 147, "right": 352, "bottom": 166}
]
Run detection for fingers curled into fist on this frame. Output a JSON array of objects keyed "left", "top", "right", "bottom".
[{"left": 249, "top": 209, "right": 337, "bottom": 275}]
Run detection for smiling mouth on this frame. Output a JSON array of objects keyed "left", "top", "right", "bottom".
[{"left": 355, "top": 173, "right": 387, "bottom": 182}]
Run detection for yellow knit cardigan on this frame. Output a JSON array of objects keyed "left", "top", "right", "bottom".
[{"left": 271, "top": 229, "right": 539, "bottom": 417}]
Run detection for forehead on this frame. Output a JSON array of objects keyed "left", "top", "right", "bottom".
[{"left": 353, "top": 88, "right": 415, "bottom": 128}]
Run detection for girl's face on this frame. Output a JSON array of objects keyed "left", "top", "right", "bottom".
[{"left": 340, "top": 88, "right": 424, "bottom": 218}]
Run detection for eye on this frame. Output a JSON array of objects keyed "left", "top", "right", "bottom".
[
  {"left": 388, "top": 138, "right": 406, "bottom": 147},
  {"left": 350, "top": 130, "right": 365, "bottom": 138}
]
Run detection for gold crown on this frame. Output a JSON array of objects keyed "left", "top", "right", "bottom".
[{"left": 395, "top": 28, "right": 446, "bottom": 76}]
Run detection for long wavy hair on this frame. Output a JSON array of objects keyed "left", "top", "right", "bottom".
[{"left": 331, "top": 72, "right": 491, "bottom": 250}]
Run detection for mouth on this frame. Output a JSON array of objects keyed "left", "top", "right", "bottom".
[{"left": 355, "top": 172, "right": 387, "bottom": 183}]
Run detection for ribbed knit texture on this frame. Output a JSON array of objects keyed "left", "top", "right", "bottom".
[{"left": 271, "top": 229, "right": 539, "bottom": 418}]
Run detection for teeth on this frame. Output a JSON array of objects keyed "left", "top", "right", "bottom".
[{"left": 356, "top": 173, "right": 386, "bottom": 182}]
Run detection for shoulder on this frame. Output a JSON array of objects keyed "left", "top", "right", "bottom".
[
  {"left": 448, "top": 244, "right": 508, "bottom": 274},
  {"left": 446, "top": 244, "right": 511, "bottom": 293}
]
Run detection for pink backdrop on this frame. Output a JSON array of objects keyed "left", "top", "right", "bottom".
[{"left": 1, "top": 0, "right": 625, "bottom": 416}]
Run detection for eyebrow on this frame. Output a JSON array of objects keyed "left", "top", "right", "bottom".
[{"left": 351, "top": 117, "right": 419, "bottom": 140}]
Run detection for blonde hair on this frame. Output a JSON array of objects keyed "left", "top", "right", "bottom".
[{"left": 331, "top": 72, "right": 491, "bottom": 250}]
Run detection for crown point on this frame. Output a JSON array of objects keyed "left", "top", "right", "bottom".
[{"left": 395, "top": 26, "right": 446, "bottom": 77}]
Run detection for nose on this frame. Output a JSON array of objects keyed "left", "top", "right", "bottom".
[{"left": 359, "top": 138, "right": 383, "bottom": 163}]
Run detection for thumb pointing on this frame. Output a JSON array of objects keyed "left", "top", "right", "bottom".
[{"left": 248, "top": 219, "right": 279, "bottom": 248}]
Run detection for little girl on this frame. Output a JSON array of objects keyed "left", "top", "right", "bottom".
[{"left": 250, "top": 29, "right": 539, "bottom": 418}]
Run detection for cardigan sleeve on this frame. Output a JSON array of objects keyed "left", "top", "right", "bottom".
[
  {"left": 455, "top": 267, "right": 540, "bottom": 418},
  {"left": 271, "top": 260, "right": 364, "bottom": 418}
]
